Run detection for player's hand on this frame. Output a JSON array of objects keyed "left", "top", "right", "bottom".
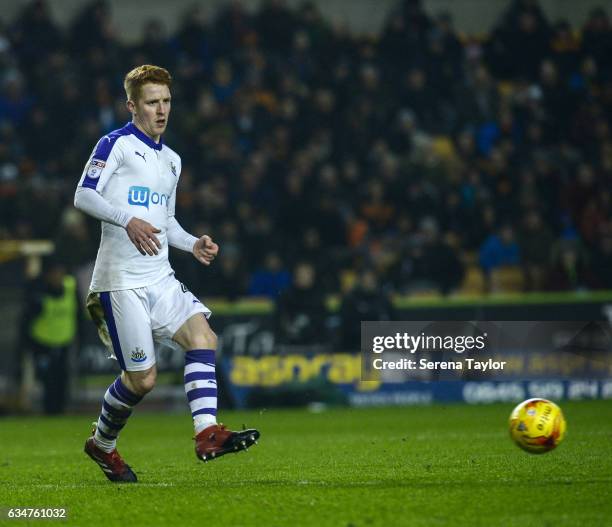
[
  {"left": 193, "top": 235, "right": 219, "bottom": 266},
  {"left": 126, "top": 218, "right": 162, "bottom": 256}
]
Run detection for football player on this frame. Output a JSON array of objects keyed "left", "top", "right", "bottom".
[{"left": 75, "top": 65, "right": 259, "bottom": 482}]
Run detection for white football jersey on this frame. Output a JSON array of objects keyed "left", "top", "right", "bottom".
[{"left": 78, "top": 122, "right": 182, "bottom": 292}]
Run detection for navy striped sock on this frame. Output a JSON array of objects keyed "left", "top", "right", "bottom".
[
  {"left": 93, "top": 377, "right": 143, "bottom": 453},
  {"left": 184, "top": 349, "right": 217, "bottom": 434}
]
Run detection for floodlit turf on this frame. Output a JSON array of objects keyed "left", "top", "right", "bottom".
[{"left": 1, "top": 401, "right": 611, "bottom": 527}]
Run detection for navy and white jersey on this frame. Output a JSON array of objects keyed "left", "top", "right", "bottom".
[{"left": 78, "top": 122, "right": 182, "bottom": 292}]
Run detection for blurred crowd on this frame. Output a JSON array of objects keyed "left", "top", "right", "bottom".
[{"left": 1, "top": 0, "right": 612, "bottom": 306}]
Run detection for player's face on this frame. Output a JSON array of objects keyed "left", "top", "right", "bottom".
[{"left": 130, "top": 83, "right": 171, "bottom": 141}]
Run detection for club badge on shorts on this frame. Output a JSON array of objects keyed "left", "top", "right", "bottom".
[{"left": 130, "top": 347, "right": 147, "bottom": 363}]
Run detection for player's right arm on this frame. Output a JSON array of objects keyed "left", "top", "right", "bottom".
[{"left": 74, "top": 135, "right": 161, "bottom": 256}]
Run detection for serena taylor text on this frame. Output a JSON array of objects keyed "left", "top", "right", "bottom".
[{"left": 372, "top": 358, "right": 507, "bottom": 371}]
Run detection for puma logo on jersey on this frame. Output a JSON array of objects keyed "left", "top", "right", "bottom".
[{"left": 135, "top": 151, "right": 146, "bottom": 162}]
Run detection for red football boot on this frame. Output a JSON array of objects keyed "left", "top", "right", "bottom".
[
  {"left": 195, "top": 423, "right": 260, "bottom": 462},
  {"left": 84, "top": 426, "right": 137, "bottom": 483}
]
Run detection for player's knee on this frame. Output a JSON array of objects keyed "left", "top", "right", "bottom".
[
  {"left": 124, "top": 369, "right": 157, "bottom": 395},
  {"left": 205, "top": 329, "right": 218, "bottom": 350},
  {"left": 137, "top": 374, "right": 157, "bottom": 394},
  {"left": 191, "top": 328, "right": 217, "bottom": 350}
]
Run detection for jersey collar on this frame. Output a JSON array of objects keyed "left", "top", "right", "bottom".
[{"left": 126, "top": 121, "right": 163, "bottom": 151}]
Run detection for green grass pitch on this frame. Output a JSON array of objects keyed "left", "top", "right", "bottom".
[{"left": 1, "top": 400, "right": 611, "bottom": 526}]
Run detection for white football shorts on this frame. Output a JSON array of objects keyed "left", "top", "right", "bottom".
[{"left": 86, "top": 273, "right": 211, "bottom": 371}]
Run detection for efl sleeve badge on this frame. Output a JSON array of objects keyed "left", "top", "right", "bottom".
[{"left": 87, "top": 158, "right": 106, "bottom": 179}]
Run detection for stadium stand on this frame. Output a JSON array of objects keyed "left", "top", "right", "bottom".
[{"left": 0, "top": 0, "right": 611, "bottom": 299}]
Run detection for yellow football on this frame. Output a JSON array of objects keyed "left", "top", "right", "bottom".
[{"left": 509, "top": 398, "right": 566, "bottom": 454}]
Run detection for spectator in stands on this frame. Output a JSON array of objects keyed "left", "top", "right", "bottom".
[
  {"left": 338, "top": 269, "right": 395, "bottom": 351},
  {"left": 206, "top": 252, "right": 249, "bottom": 301},
  {"left": 248, "top": 251, "right": 291, "bottom": 299},
  {"left": 391, "top": 217, "right": 464, "bottom": 294},
  {"left": 519, "top": 210, "right": 554, "bottom": 291},
  {"left": 274, "top": 261, "right": 327, "bottom": 345},
  {"left": 546, "top": 239, "right": 594, "bottom": 291},
  {"left": 581, "top": 7, "right": 612, "bottom": 73},
  {"left": 479, "top": 224, "right": 521, "bottom": 275},
  {"left": 0, "top": 73, "right": 33, "bottom": 126},
  {"left": 53, "top": 208, "right": 96, "bottom": 274},
  {"left": 591, "top": 221, "right": 612, "bottom": 289},
  {"left": 0, "top": 0, "right": 611, "bottom": 299}
]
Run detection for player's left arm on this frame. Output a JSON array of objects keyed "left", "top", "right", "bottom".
[{"left": 166, "top": 178, "right": 219, "bottom": 266}]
